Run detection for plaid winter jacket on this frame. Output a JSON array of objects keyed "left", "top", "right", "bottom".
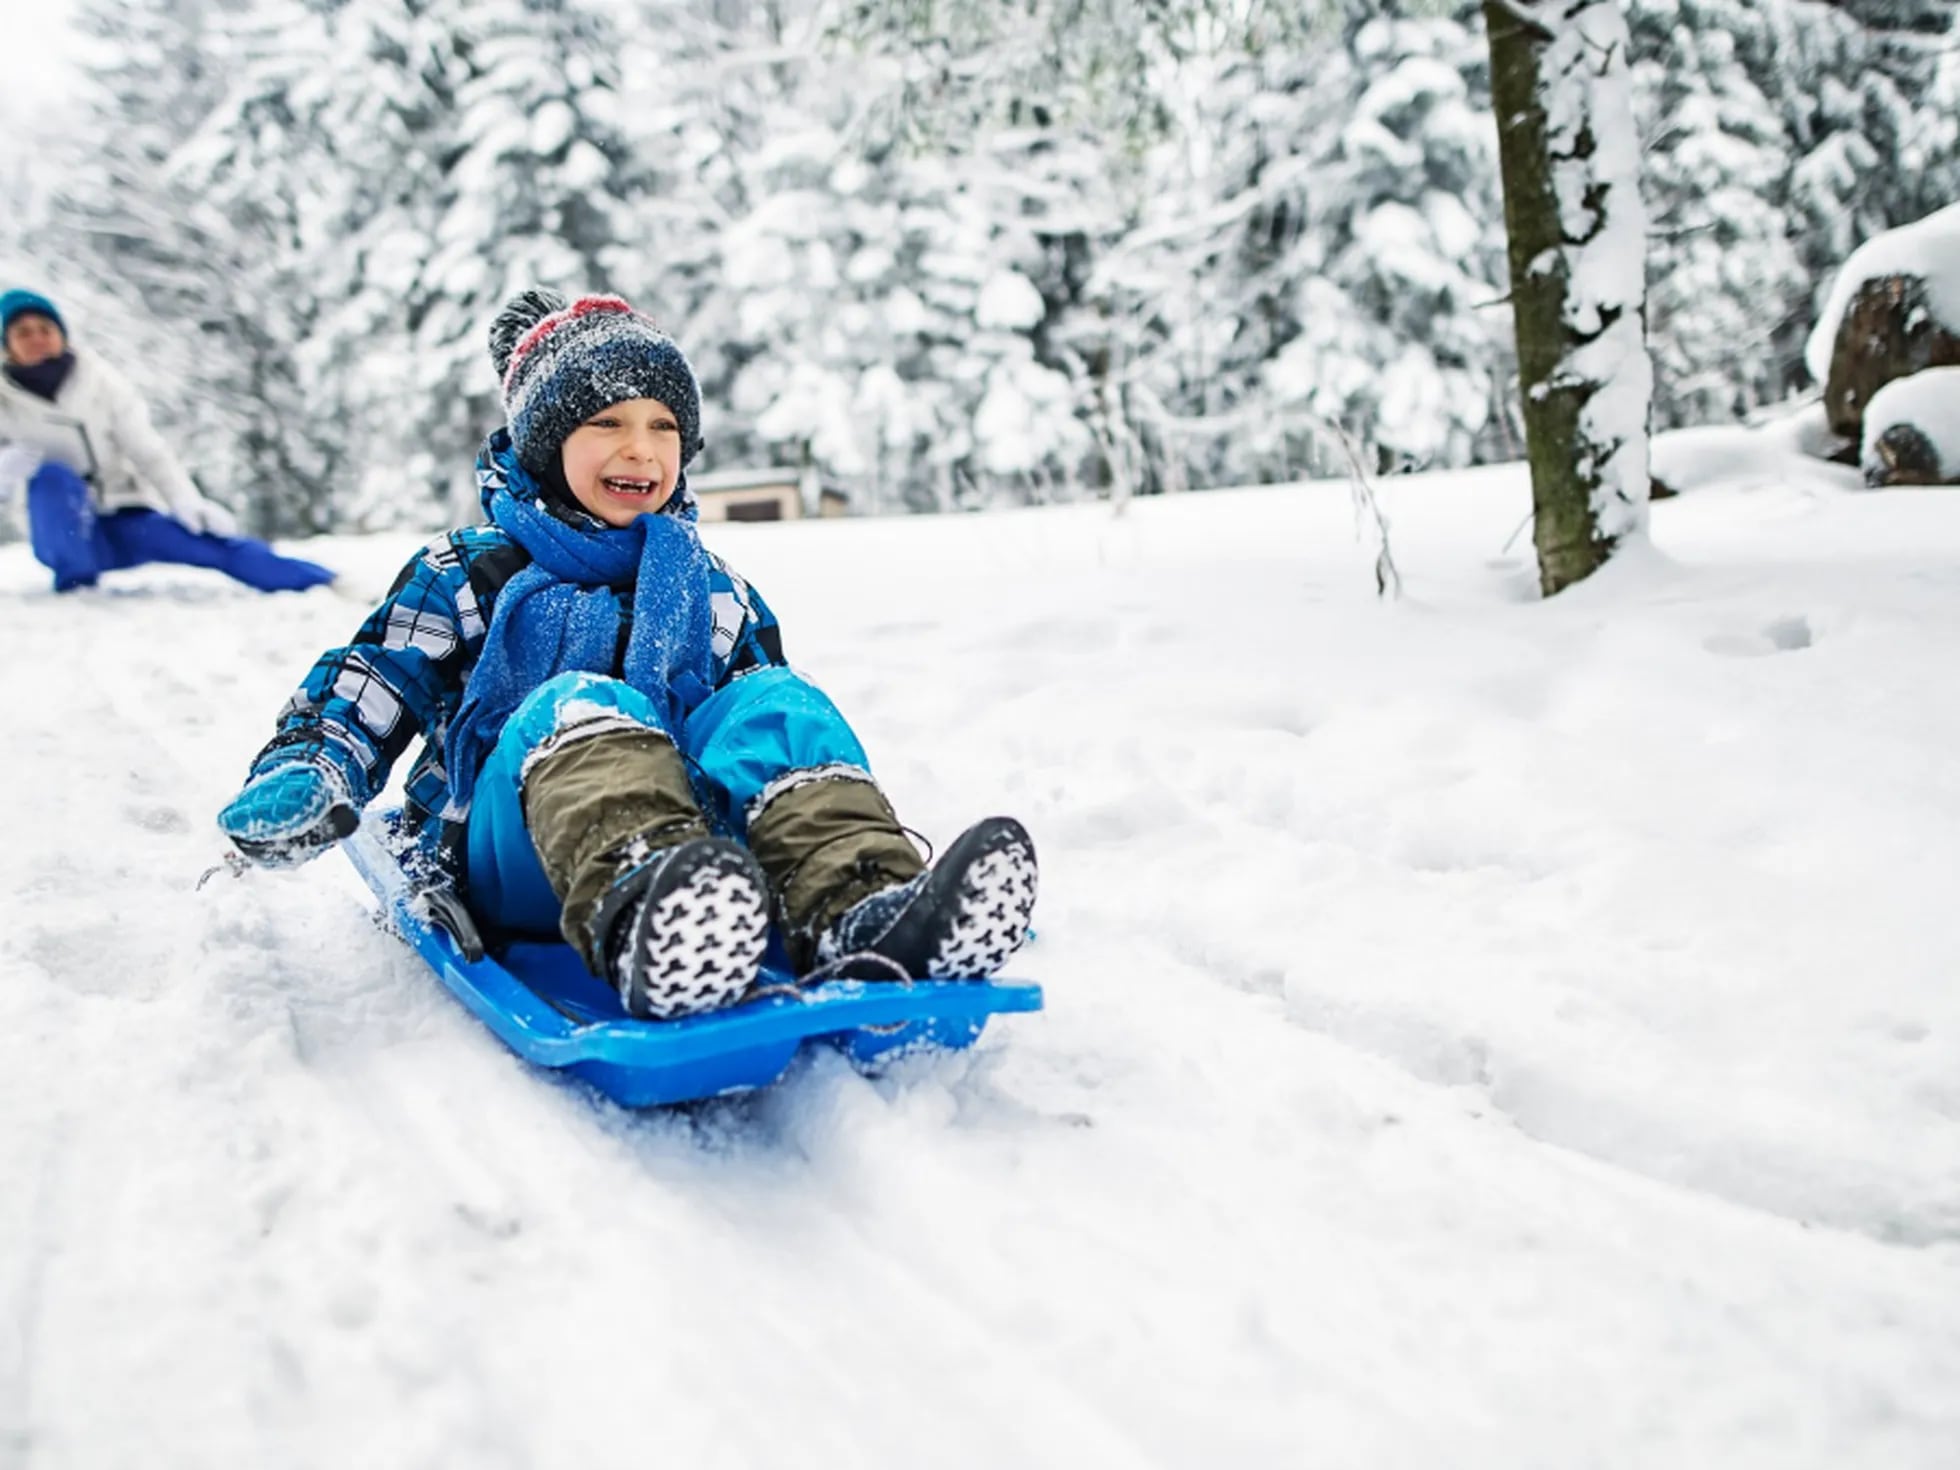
[{"left": 246, "top": 433, "right": 786, "bottom": 870}]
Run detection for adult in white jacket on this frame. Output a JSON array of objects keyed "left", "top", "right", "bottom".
[{"left": 0, "top": 289, "right": 334, "bottom": 593}]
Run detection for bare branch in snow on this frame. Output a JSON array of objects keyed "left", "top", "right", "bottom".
[{"left": 1332, "top": 424, "right": 1404, "bottom": 601}]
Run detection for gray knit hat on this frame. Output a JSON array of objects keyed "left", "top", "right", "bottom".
[{"left": 491, "top": 291, "right": 704, "bottom": 480}]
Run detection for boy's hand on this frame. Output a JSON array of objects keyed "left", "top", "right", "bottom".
[{"left": 218, "top": 765, "right": 359, "bottom": 867}]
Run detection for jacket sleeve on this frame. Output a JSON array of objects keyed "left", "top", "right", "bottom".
[
  {"left": 248, "top": 539, "right": 474, "bottom": 803},
  {"left": 94, "top": 358, "right": 210, "bottom": 517},
  {"left": 708, "top": 556, "right": 789, "bottom": 685}
]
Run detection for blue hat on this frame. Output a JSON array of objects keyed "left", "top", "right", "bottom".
[
  {"left": 0, "top": 289, "right": 65, "bottom": 338},
  {"left": 493, "top": 292, "right": 703, "bottom": 480}
]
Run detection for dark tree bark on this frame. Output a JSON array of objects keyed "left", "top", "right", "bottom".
[{"left": 1484, "top": 0, "right": 1654, "bottom": 597}]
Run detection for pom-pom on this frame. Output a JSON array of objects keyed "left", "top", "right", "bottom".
[{"left": 487, "top": 287, "right": 569, "bottom": 381}]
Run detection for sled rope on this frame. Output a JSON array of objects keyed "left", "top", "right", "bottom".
[{"left": 798, "top": 950, "right": 914, "bottom": 987}]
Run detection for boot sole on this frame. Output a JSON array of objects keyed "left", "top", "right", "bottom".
[
  {"left": 618, "top": 843, "right": 770, "bottom": 1020},
  {"left": 924, "top": 820, "right": 1038, "bottom": 978},
  {"left": 821, "top": 817, "right": 1037, "bottom": 981}
]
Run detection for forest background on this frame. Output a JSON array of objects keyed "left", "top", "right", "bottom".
[{"left": 2, "top": 0, "right": 1956, "bottom": 534}]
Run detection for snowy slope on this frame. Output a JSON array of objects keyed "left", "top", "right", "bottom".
[{"left": 2, "top": 454, "right": 1957, "bottom": 1469}]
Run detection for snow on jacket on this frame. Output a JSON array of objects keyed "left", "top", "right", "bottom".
[
  {"left": 0, "top": 346, "right": 215, "bottom": 520},
  {"left": 246, "top": 431, "right": 787, "bottom": 871}
]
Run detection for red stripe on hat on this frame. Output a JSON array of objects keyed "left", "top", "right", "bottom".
[{"left": 501, "top": 295, "right": 636, "bottom": 394}]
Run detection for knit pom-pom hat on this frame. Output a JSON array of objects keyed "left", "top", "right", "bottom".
[{"left": 491, "top": 290, "right": 704, "bottom": 481}]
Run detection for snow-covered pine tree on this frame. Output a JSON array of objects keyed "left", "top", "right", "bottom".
[
  {"left": 159, "top": 0, "right": 358, "bottom": 532},
  {"left": 708, "top": 82, "right": 1101, "bottom": 511},
  {"left": 1628, "top": 0, "right": 1960, "bottom": 426},
  {"left": 1026, "top": 29, "right": 1283, "bottom": 502},
  {"left": 1772, "top": 0, "right": 1960, "bottom": 353},
  {"left": 247, "top": 0, "right": 473, "bottom": 528},
  {"left": 1240, "top": 7, "right": 1511, "bottom": 482},
  {"left": 48, "top": 0, "right": 316, "bottom": 528},
  {"left": 378, "top": 0, "right": 706, "bottom": 523},
  {"left": 1483, "top": 0, "right": 1652, "bottom": 596},
  {"left": 674, "top": 0, "right": 1112, "bottom": 512},
  {"left": 1625, "top": 0, "right": 1807, "bottom": 428},
  {"left": 1044, "top": 4, "right": 1512, "bottom": 498},
  {"left": 816, "top": 0, "right": 1300, "bottom": 506}
]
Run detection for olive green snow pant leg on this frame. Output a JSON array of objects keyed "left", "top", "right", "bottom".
[
  {"left": 522, "top": 729, "right": 711, "bottom": 971},
  {"left": 746, "top": 775, "right": 925, "bottom": 971}
]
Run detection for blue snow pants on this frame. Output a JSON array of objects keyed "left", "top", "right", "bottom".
[
  {"left": 465, "top": 667, "right": 871, "bottom": 936},
  {"left": 26, "top": 461, "right": 336, "bottom": 593}
]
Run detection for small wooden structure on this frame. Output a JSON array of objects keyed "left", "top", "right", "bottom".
[{"left": 689, "top": 465, "right": 848, "bottom": 523}]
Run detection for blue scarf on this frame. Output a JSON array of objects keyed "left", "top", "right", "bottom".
[{"left": 445, "top": 470, "right": 714, "bottom": 807}]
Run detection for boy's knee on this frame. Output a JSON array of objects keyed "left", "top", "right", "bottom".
[
  {"left": 523, "top": 670, "right": 624, "bottom": 708},
  {"left": 519, "top": 717, "right": 710, "bottom": 971},
  {"left": 684, "top": 666, "right": 850, "bottom": 744},
  {"left": 509, "top": 671, "right": 671, "bottom": 748},
  {"left": 685, "top": 668, "right": 869, "bottom": 807},
  {"left": 706, "top": 664, "right": 812, "bottom": 704}
]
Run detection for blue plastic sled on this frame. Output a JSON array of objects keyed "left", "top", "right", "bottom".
[{"left": 342, "top": 821, "right": 1042, "bottom": 1108}]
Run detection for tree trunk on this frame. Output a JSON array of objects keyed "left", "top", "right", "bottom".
[{"left": 1483, "top": 0, "right": 1653, "bottom": 597}]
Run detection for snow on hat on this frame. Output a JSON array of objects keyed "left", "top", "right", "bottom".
[
  {"left": 0, "top": 289, "right": 65, "bottom": 338},
  {"left": 493, "top": 290, "right": 704, "bottom": 480}
]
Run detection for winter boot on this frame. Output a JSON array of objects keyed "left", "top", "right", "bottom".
[
  {"left": 813, "top": 816, "right": 1037, "bottom": 981},
  {"left": 523, "top": 725, "right": 767, "bottom": 1017},
  {"left": 745, "top": 773, "right": 928, "bottom": 974},
  {"left": 747, "top": 771, "right": 1036, "bottom": 980},
  {"left": 588, "top": 836, "right": 770, "bottom": 1019}
]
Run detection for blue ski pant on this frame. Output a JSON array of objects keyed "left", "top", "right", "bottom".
[
  {"left": 465, "top": 667, "right": 871, "bottom": 935},
  {"left": 26, "top": 461, "right": 336, "bottom": 593}
]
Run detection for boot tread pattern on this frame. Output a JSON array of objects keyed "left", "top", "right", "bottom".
[
  {"left": 927, "top": 839, "right": 1037, "bottom": 979},
  {"left": 619, "top": 851, "right": 769, "bottom": 1020}
]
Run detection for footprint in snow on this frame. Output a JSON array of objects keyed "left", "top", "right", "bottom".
[{"left": 1703, "top": 614, "right": 1813, "bottom": 658}]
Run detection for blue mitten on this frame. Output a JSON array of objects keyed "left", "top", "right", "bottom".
[{"left": 218, "top": 764, "right": 359, "bottom": 867}]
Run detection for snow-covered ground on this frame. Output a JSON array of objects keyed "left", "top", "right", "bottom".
[{"left": 3, "top": 451, "right": 1957, "bottom": 1468}]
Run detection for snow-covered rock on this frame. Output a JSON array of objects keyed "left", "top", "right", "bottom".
[
  {"left": 1862, "top": 365, "right": 1960, "bottom": 487},
  {"left": 1805, "top": 202, "right": 1960, "bottom": 385},
  {"left": 1804, "top": 203, "right": 1960, "bottom": 436}
]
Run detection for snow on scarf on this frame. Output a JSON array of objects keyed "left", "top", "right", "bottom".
[{"left": 445, "top": 469, "right": 713, "bottom": 807}]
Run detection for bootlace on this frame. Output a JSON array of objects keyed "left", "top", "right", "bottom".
[{"left": 771, "top": 833, "right": 924, "bottom": 935}]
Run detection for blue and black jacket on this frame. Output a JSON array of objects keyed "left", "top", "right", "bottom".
[{"left": 245, "top": 431, "right": 787, "bottom": 868}]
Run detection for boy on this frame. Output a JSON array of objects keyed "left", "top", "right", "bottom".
[
  {"left": 0, "top": 288, "right": 336, "bottom": 594},
  {"left": 217, "top": 290, "right": 1037, "bottom": 1019}
]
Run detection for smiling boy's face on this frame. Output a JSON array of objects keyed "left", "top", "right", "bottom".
[{"left": 560, "top": 397, "right": 682, "bottom": 526}]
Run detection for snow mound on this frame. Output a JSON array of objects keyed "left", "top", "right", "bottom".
[
  {"left": 1649, "top": 402, "right": 1850, "bottom": 495},
  {"left": 4, "top": 462, "right": 1960, "bottom": 1468}
]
